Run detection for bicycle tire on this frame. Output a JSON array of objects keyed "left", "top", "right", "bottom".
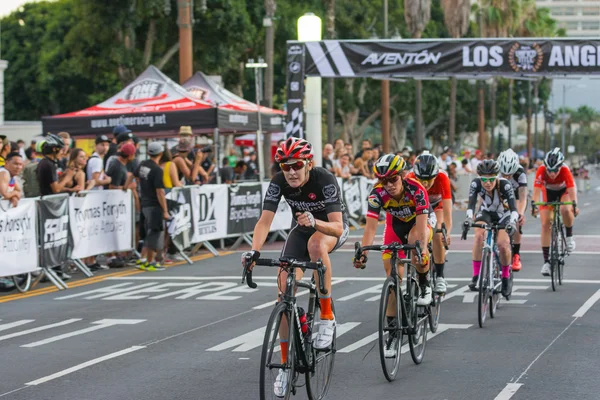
[
  {"left": 490, "top": 252, "right": 500, "bottom": 318},
  {"left": 550, "top": 225, "right": 559, "bottom": 292},
  {"left": 428, "top": 267, "right": 441, "bottom": 333},
  {"left": 306, "top": 300, "right": 336, "bottom": 400},
  {"left": 478, "top": 251, "right": 490, "bottom": 328},
  {"left": 558, "top": 231, "right": 565, "bottom": 286},
  {"left": 378, "top": 277, "right": 402, "bottom": 382},
  {"left": 408, "top": 276, "right": 427, "bottom": 364},
  {"left": 12, "top": 273, "right": 31, "bottom": 293},
  {"left": 260, "top": 302, "right": 295, "bottom": 400}
]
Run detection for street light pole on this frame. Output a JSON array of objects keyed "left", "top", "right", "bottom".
[
  {"left": 246, "top": 59, "right": 268, "bottom": 183},
  {"left": 526, "top": 80, "right": 532, "bottom": 158},
  {"left": 533, "top": 84, "right": 539, "bottom": 160}
]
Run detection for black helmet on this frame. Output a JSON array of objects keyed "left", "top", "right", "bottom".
[
  {"left": 544, "top": 147, "right": 564, "bottom": 171},
  {"left": 413, "top": 151, "right": 439, "bottom": 180},
  {"left": 43, "top": 133, "right": 65, "bottom": 150},
  {"left": 477, "top": 159, "right": 499, "bottom": 175}
]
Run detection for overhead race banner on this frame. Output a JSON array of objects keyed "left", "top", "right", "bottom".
[
  {"left": 69, "top": 191, "right": 133, "bottom": 259},
  {"left": 166, "top": 188, "right": 193, "bottom": 251},
  {"left": 227, "top": 183, "right": 262, "bottom": 235},
  {"left": 261, "top": 182, "right": 293, "bottom": 231},
  {"left": 39, "top": 195, "right": 70, "bottom": 267},
  {"left": 285, "top": 43, "right": 306, "bottom": 138},
  {"left": 190, "top": 184, "right": 228, "bottom": 243},
  {"left": 0, "top": 199, "right": 39, "bottom": 276}
]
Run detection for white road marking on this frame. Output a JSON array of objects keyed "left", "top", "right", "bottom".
[
  {"left": 400, "top": 323, "right": 471, "bottom": 354},
  {"left": 0, "top": 319, "right": 82, "bottom": 342},
  {"left": 338, "top": 284, "right": 382, "bottom": 301},
  {"left": 21, "top": 319, "right": 145, "bottom": 348},
  {"left": 337, "top": 332, "right": 377, "bottom": 353},
  {"left": 25, "top": 346, "right": 146, "bottom": 386},
  {"left": 251, "top": 279, "right": 346, "bottom": 310},
  {"left": 573, "top": 288, "right": 600, "bottom": 317},
  {"left": 494, "top": 383, "right": 523, "bottom": 400},
  {"left": 0, "top": 320, "right": 34, "bottom": 332}
]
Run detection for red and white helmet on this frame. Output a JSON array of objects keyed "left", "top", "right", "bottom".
[{"left": 274, "top": 137, "right": 313, "bottom": 163}]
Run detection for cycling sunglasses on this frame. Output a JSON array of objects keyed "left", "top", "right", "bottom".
[
  {"left": 480, "top": 176, "right": 497, "bottom": 183},
  {"left": 280, "top": 160, "right": 306, "bottom": 172},
  {"left": 381, "top": 175, "right": 400, "bottom": 185},
  {"left": 418, "top": 178, "right": 435, "bottom": 186}
]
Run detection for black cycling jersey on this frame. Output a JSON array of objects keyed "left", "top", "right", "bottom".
[
  {"left": 502, "top": 165, "right": 528, "bottom": 200},
  {"left": 262, "top": 167, "right": 348, "bottom": 223},
  {"left": 468, "top": 177, "right": 518, "bottom": 219}
]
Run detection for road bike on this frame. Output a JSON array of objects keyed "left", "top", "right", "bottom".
[
  {"left": 242, "top": 257, "right": 334, "bottom": 400},
  {"left": 533, "top": 201, "right": 573, "bottom": 291},
  {"left": 354, "top": 240, "right": 428, "bottom": 382},
  {"left": 462, "top": 222, "right": 513, "bottom": 328},
  {"left": 428, "top": 222, "right": 449, "bottom": 334}
]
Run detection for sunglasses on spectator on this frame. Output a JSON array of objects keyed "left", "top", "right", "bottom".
[
  {"left": 381, "top": 175, "right": 400, "bottom": 185},
  {"left": 480, "top": 176, "right": 496, "bottom": 183},
  {"left": 280, "top": 160, "right": 306, "bottom": 172}
]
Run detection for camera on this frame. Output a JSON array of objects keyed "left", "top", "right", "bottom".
[{"left": 200, "top": 146, "right": 213, "bottom": 153}]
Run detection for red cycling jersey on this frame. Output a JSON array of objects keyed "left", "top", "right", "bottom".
[
  {"left": 406, "top": 171, "right": 452, "bottom": 211},
  {"left": 534, "top": 165, "right": 575, "bottom": 192}
]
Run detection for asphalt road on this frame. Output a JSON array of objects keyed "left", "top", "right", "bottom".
[{"left": 1, "top": 183, "right": 599, "bottom": 400}]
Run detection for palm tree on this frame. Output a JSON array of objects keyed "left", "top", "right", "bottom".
[
  {"left": 441, "top": 0, "right": 470, "bottom": 150},
  {"left": 405, "top": 0, "right": 431, "bottom": 150}
]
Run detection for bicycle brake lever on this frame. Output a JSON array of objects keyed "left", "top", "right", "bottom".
[
  {"left": 317, "top": 263, "right": 328, "bottom": 295},
  {"left": 242, "top": 262, "right": 257, "bottom": 289}
]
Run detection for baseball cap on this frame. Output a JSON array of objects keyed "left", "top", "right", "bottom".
[
  {"left": 119, "top": 143, "right": 136, "bottom": 157},
  {"left": 95, "top": 134, "right": 111, "bottom": 144},
  {"left": 112, "top": 125, "right": 132, "bottom": 137},
  {"left": 148, "top": 142, "right": 164, "bottom": 156},
  {"left": 116, "top": 132, "right": 134, "bottom": 144},
  {"left": 475, "top": 149, "right": 482, "bottom": 156}
]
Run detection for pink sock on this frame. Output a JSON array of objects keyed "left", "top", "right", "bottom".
[
  {"left": 502, "top": 266, "right": 510, "bottom": 279},
  {"left": 473, "top": 260, "right": 481, "bottom": 277}
]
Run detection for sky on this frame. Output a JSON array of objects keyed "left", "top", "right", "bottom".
[{"left": 0, "top": 0, "right": 47, "bottom": 17}]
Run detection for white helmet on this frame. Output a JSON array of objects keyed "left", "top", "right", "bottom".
[{"left": 497, "top": 149, "right": 520, "bottom": 175}]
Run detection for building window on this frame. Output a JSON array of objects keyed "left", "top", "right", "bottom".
[
  {"left": 550, "top": 6, "right": 577, "bottom": 15},
  {"left": 566, "top": 21, "right": 580, "bottom": 30},
  {"left": 581, "top": 7, "right": 600, "bottom": 15},
  {"left": 581, "top": 21, "right": 600, "bottom": 30}
]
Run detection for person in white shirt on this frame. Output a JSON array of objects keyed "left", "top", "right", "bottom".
[{"left": 86, "top": 135, "right": 112, "bottom": 190}]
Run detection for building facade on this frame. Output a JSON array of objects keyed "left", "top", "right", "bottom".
[{"left": 536, "top": 0, "right": 600, "bottom": 37}]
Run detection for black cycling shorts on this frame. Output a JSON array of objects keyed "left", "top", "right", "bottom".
[
  {"left": 546, "top": 188, "right": 567, "bottom": 203},
  {"left": 280, "top": 222, "right": 349, "bottom": 263},
  {"left": 475, "top": 210, "right": 511, "bottom": 228}
]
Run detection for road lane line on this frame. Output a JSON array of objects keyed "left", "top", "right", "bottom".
[
  {"left": 337, "top": 332, "right": 378, "bottom": 353},
  {"left": 494, "top": 383, "right": 523, "bottom": 400},
  {"left": 573, "top": 288, "right": 600, "bottom": 317},
  {"left": 0, "top": 319, "right": 82, "bottom": 342},
  {"left": 0, "top": 320, "right": 34, "bottom": 332},
  {"left": 25, "top": 346, "right": 146, "bottom": 386}
]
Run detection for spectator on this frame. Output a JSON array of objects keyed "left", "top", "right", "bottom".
[
  {"left": 0, "top": 152, "right": 24, "bottom": 207},
  {"left": 105, "top": 131, "right": 135, "bottom": 172},
  {"left": 22, "top": 144, "right": 42, "bottom": 198},
  {"left": 333, "top": 146, "right": 346, "bottom": 169},
  {"left": 353, "top": 147, "right": 374, "bottom": 178},
  {"left": 130, "top": 142, "right": 169, "bottom": 271},
  {"left": 105, "top": 125, "right": 131, "bottom": 170},
  {"left": 160, "top": 149, "right": 183, "bottom": 192},
  {"left": 0, "top": 135, "right": 9, "bottom": 167},
  {"left": 62, "top": 148, "right": 94, "bottom": 193},
  {"left": 322, "top": 143, "right": 334, "bottom": 173},
  {"left": 107, "top": 143, "right": 136, "bottom": 190},
  {"left": 447, "top": 162, "right": 458, "bottom": 203},
  {"left": 173, "top": 139, "right": 205, "bottom": 184},
  {"left": 57, "top": 132, "right": 72, "bottom": 170},
  {"left": 37, "top": 134, "right": 76, "bottom": 196},
  {"left": 470, "top": 149, "right": 483, "bottom": 170},
  {"left": 17, "top": 140, "right": 26, "bottom": 159},
  {"left": 441, "top": 146, "right": 453, "bottom": 165},
  {"left": 24, "top": 147, "right": 37, "bottom": 166},
  {"left": 220, "top": 157, "right": 235, "bottom": 184},
  {"left": 271, "top": 139, "right": 285, "bottom": 176},
  {"left": 179, "top": 125, "right": 193, "bottom": 139},
  {"left": 459, "top": 158, "right": 473, "bottom": 174},
  {"left": 227, "top": 147, "right": 238, "bottom": 167},
  {"left": 233, "top": 160, "right": 247, "bottom": 181},
  {"left": 333, "top": 138, "right": 344, "bottom": 153},
  {"left": 87, "top": 135, "right": 112, "bottom": 190},
  {"left": 344, "top": 143, "right": 354, "bottom": 162},
  {"left": 371, "top": 147, "right": 380, "bottom": 166},
  {"left": 200, "top": 151, "right": 215, "bottom": 183},
  {"left": 486, "top": 152, "right": 494, "bottom": 160},
  {"left": 355, "top": 139, "right": 372, "bottom": 159},
  {"left": 244, "top": 151, "right": 259, "bottom": 180},
  {"left": 334, "top": 154, "right": 356, "bottom": 179}
]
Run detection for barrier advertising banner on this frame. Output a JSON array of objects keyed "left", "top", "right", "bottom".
[
  {"left": 166, "top": 188, "right": 193, "bottom": 251},
  {"left": 39, "top": 195, "right": 70, "bottom": 267},
  {"left": 69, "top": 191, "right": 133, "bottom": 259},
  {"left": 0, "top": 199, "right": 39, "bottom": 276},
  {"left": 190, "top": 184, "right": 228, "bottom": 243},
  {"left": 227, "top": 183, "right": 262, "bottom": 235},
  {"left": 338, "top": 177, "right": 363, "bottom": 220}
]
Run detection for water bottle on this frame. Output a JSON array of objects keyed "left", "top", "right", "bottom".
[{"left": 298, "top": 307, "right": 309, "bottom": 338}]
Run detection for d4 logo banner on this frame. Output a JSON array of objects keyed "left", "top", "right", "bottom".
[{"left": 191, "top": 185, "right": 228, "bottom": 243}]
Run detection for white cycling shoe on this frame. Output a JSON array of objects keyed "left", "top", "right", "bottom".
[
  {"left": 314, "top": 319, "right": 336, "bottom": 350},
  {"left": 384, "top": 335, "right": 399, "bottom": 358},
  {"left": 417, "top": 285, "right": 432, "bottom": 306},
  {"left": 541, "top": 262, "right": 551, "bottom": 276},
  {"left": 434, "top": 277, "right": 447, "bottom": 293},
  {"left": 566, "top": 237, "right": 576, "bottom": 252},
  {"left": 274, "top": 369, "right": 289, "bottom": 398}
]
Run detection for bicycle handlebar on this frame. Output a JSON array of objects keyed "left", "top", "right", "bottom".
[
  {"left": 533, "top": 201, "right": 573, "bottom": 206},
  {"left": 354, "top": 240, "right": 422, "bottom": 265},
  {"left": 461, "top": 221, "right": 507, "bottom": 240},
  {"left": 241, "top": 257, "right": 328, "bottom": 294},
  {"left": 436, "top": 222, "right": 449, "bottom": 250}
]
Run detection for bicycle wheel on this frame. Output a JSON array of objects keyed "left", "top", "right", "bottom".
[
  {"left": 558, "top": 231, "right": 565, "bottom": 285},
  {"left": 408, "top": 277, "right": 428, "bottom": 365},
  {"left": 478, "top": 251, "right": 490, "bottom": 328},
  {"left": 12, "top": 273, "right": 32, "bottom": 293},
  {"left": 490, "top": 252, "right": 500, "bottom": 318},
  {"left": 550, "top": 226, "right": 559, "bottom": 292},
  {"left": 306, "top": 300, "right": 336, "bottom": 400},
  {"left": 428, "top": 269, "right": 441, "bottom": 333},
  {"left": 260, "top": 302, "right": 295, "bottom": 400},
  {"left": 377, "top": 277, "right": 402, "bottom": 382}
]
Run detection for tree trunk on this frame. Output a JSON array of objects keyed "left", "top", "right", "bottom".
[
  {"left": 156, "top": 42, "right": 180, "bottom": 69},
  {"left": 490, "top": 79, "right": 497, "bottom": 155},
  {"left": 448, "top": 76, "right": 457, "bottom": 150},
  {"left": 263, "top": 0, "right": 276, "bottom": 178},
  {"left": 415, "top": 80, "right": 424, "bottom": 150},
  {"left": 143, "top": 19, "right": 157, "bottom": 66}
]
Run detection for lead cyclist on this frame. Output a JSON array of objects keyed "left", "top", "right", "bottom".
[{"left": 242, "top": 137, "right": 349, "bottom": 398}]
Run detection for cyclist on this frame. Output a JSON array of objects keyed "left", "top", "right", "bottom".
[
  {"left": 465, "top": 160, "right": 518, "bottom": 298},
  {"left": 242, "top": 137, "right": 348, "bottom": 397},
  {"left": 497, "top": 149, "right": 528, "bottom": 272},
  {"left": 531, "top": 148, "right": 578, "bottom": 276},
  {"left": 354, "top": 154, "right": 432, "bottom": 358},
  {"left": 406, "top": 151, "right": 452, "bottom": 293}
]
